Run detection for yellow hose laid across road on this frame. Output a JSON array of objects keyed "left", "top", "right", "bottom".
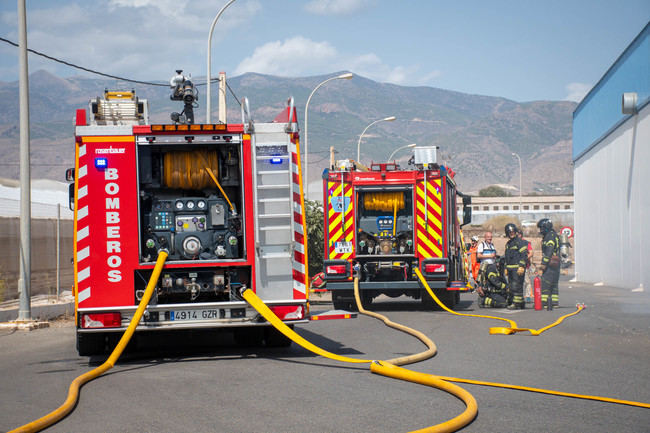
[
  {"left": 415, "top": 268, "right": 650, "bottom": 409},
  {"left": 243, "top": 288, "right": 479, "bottom": 433},
  {"left": 9, "top": 250, "right": 169, "bottom": 433},
  {"left": 353, "top": 276, "right": 437, "bottom": 366},
  {"left": 242, "top": 289, "right": 370, "bottom": 364},
  {"left": 370, "top": 361, "right": 478, "bottom": 433},
  {"left": 437, "top": 375, "right": 650, "bottom": 409},
  {"left": 351, "top": 278, "right": 478, "bottom": 432},
  {"left": 414, "top": 268, "right": 584, "bottom": 335}
]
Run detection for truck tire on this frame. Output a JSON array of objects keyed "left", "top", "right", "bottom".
[
  {"left": 421, "top": 289, "right": 437, "bottom": 309},
  {"left": 332, "top": 290, "right": 355, "bottom": 311},
  {"left": 264, "top": 325, "right": 293, "bottom": 348},
  {"left": 233, "top": 327, "right": 264, "bottom": 347},
  {"left": 361, "top": 292, "right": 373, "bottom": 309},
  {"left": 77, "top": 332, "right": 105, "bottom": 356},
  {"left": 421, "top": 289, "right": 457, "bottom": 310},
  {"left": 438, "top": 290, "right": 457, "bottom": 309}
]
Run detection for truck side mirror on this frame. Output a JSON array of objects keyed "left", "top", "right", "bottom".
[
  {"left": 65, "top": 167, "right": 75, "bottom": 182},
  {"left": 462, "top": 205, "right": 471, "bottom": 227},
  {"left": 68, "top": 183, "right": 75, "bottom": 211},
  {"left": 462, "top": 195, "right": 471, "bottom": 206}
]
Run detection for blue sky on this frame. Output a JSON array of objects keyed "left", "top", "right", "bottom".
[{"left": 0, "top": 0, "right": 648, "bottom": 102}]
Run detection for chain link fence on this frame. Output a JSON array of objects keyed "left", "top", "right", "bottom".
[{"left": 0, "top": 198, "right": 74, "bottom": 302}]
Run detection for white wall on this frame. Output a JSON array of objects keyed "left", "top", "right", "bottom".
[{"left": 574, "top": 103, "right": 649, "bottom": 289}]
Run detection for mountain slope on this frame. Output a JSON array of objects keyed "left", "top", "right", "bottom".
[{"left": 0, "top": 70, "right": 575, "bottom": 195}]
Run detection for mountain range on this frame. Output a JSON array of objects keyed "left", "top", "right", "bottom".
[{"left": 0, "top": 70, "right": 575, "bottom": 198}]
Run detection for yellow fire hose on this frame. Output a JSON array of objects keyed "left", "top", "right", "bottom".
[
  {"left": 11, "top": 251, "right": 648, "bottom": 433},
  {"left": 414, "top": 268, "right": 584, "bottom": 336},
  {"left": 243, "top": 287, "right": 478, "bottom": 432},
  {"left": 9, "top": 250, "right": 169, "bottom": 433},
  {"left": 244, "top": 275, "right": 650, "bottom": 433}
]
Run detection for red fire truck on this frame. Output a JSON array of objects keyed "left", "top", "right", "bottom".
[
  {"left": 67, "top": 74, "right": 312, "bottom": 355},
  {"left": 322, "top": 147, "right": 472, "bottom": 310}
]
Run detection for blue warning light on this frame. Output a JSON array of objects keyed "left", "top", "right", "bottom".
[
  {"left": 270, "top": 157, "right": 283, "bottom": 164},
  {"left": 95, "top": 157, "right": 108, "bottom": 169}
]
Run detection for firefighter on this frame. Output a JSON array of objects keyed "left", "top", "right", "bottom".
[
  {"left": 476, "top": 259, "right": 508, "bottom": 308},
  {"left": 537, "top": 218, "right": 561, "bottom": 308},
  {"left": 469, "top": 235, "right": 480, "bottom": 281},
  {"left": 504, "top": 223, "right": 528, "bottom": 309}
]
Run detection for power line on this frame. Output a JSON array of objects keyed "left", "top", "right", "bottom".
[{"left": 0, "top": 37, "right": 233, "bottom": 94}]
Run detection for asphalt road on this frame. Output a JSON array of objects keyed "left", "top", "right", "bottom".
[{"left": 1, "top": 276, "right": 649, "bottom": 433}]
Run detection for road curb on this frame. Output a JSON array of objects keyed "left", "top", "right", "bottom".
[{"left": 0, "top": 300, "right": 74, "bottom": 323}]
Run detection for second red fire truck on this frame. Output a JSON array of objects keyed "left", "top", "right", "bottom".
[{"left": 322, "top": 147, "right": 472, "bottom": 310}]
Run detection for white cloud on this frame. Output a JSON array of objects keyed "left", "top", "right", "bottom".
[
  {"left": 304, "top": 0, "right": 374, "bottom": 16},
  {"left": 234, "top": 36, "right": 441, "bottom": 86},
  {"left": 565, "top": 82, "right": 591, "bottom": 102},
  {"left": 234, "top": 36, "right": 338, "bottom": 76},
  {"left": 0, "top": 1, "right": 262, "bottom": 83},
  {"left": 109, "top": 0, "right": 191, "bottom": 18},
  {"left": 347, "top": 53, "right": 441, "bottom": 86}
]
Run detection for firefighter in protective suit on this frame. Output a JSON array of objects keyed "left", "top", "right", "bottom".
[
  {"left": 504, "top": 223, "right": 528, "bottom": 309},
  {"left": 537, "top": 218, "right": 561, "bottom": 308},
  {"left": 476, "top": 259, "right": 508, "bottom": 308}
]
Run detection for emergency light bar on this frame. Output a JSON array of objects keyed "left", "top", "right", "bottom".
[{"left": 150, "top": 123, "right": 227, "bottom": 132}]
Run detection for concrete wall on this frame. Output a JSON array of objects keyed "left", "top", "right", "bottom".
[
  {"left": 0, "top": 218, "right": 74, "bottom": 301},
  {"left": 456, "top": 195, "right": 574, "bottom": 226},
  {"left": 574, "top": 102, "right": 649, "bottom": 289}
]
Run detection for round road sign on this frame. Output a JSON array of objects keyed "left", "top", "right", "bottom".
[{"left": 561, "top": 226, "right": 574, "bottom": 238}]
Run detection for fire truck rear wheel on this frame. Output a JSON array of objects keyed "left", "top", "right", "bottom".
[
  {"left": 421, "top": 289, "right": 457, "bottom": 310},
  {"left": 233, "top": 327, "right": 264, "bottom": 347},
  {"left": 264, "top": 325, "right": 293, "bottom": 348},
  {"left": 438, "top": 290, "right": 457, "bottom": 309},
  {"left": 77, "top": 332, "right": 106, "bottom": 356},
  {"left": 332, "top": 290, "right": 356, "bottom": 311}
]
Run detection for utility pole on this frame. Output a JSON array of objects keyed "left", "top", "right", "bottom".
[{"left": 17, "top": 0, "right": 32, "bottom": 321}]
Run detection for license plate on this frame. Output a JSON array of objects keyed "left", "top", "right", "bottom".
[
  {"left": 170, "top": 309, "right": 220, "bottom": 321},
  {"left": 335, "top": 241, "right": 353, "bottom": 254}
]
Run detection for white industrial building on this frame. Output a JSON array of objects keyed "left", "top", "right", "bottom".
[{"left": 573, "top": 22, "right": 649, "bottom": 290}]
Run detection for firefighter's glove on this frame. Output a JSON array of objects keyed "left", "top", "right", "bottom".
[
  {"left": 517, "top": 266, "right": 525, "bottom": 276},
  {"left": 538, "top": 264, "right": 546, "bottom": 272}
]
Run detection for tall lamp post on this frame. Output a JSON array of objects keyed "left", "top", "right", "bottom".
[
  {"left": 388, "top": 143, "right": 416, "bottom": 161},
  {"left": 206, "top": 0, "right": 237, "bottom": 123},
  {"left": 18, "top": 0, "right": 32, "bottom": 321},
  {"left": 357, "top": 116, "right": 396, "bottom": 163},
  {"left": 512, "top": 152, "right": 522, "bottom": 215},
  {"left": 304, "top": 73, "right": 353, "bottom": 196}
]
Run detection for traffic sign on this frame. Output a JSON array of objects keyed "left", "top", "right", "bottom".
[{"left": 561, "top": 226, "right": 574, "bottom": 238}]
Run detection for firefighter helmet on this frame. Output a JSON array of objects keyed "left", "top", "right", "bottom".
[
  {"left": 537, "top": 218, "right": 553, "bottom": 235},
  {"left": 504, "top": 223, "right": 518, "bottom": 237},
  {"left": 497, "top": 256, "right": 506, "bottom": 275}
]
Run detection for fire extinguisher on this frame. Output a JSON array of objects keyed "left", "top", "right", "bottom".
[{"left": 534, "top": 276, "right": 542, "bottom": 310}]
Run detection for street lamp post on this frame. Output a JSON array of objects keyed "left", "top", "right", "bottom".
[
  {"left": 357, "top": 116, "right": 396, "bottom": 163},
  {"left": 512, "top": 152, "right": 522, "bottom": 215},
  {"left": 206, "top": 0, "right": 237, "bottom": 123},
  {"left": 304, "top": 73, "right": 353, "bottom": 196},
  {"left": 388, "top": 143, "right": 416, "bottom": 161}
]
